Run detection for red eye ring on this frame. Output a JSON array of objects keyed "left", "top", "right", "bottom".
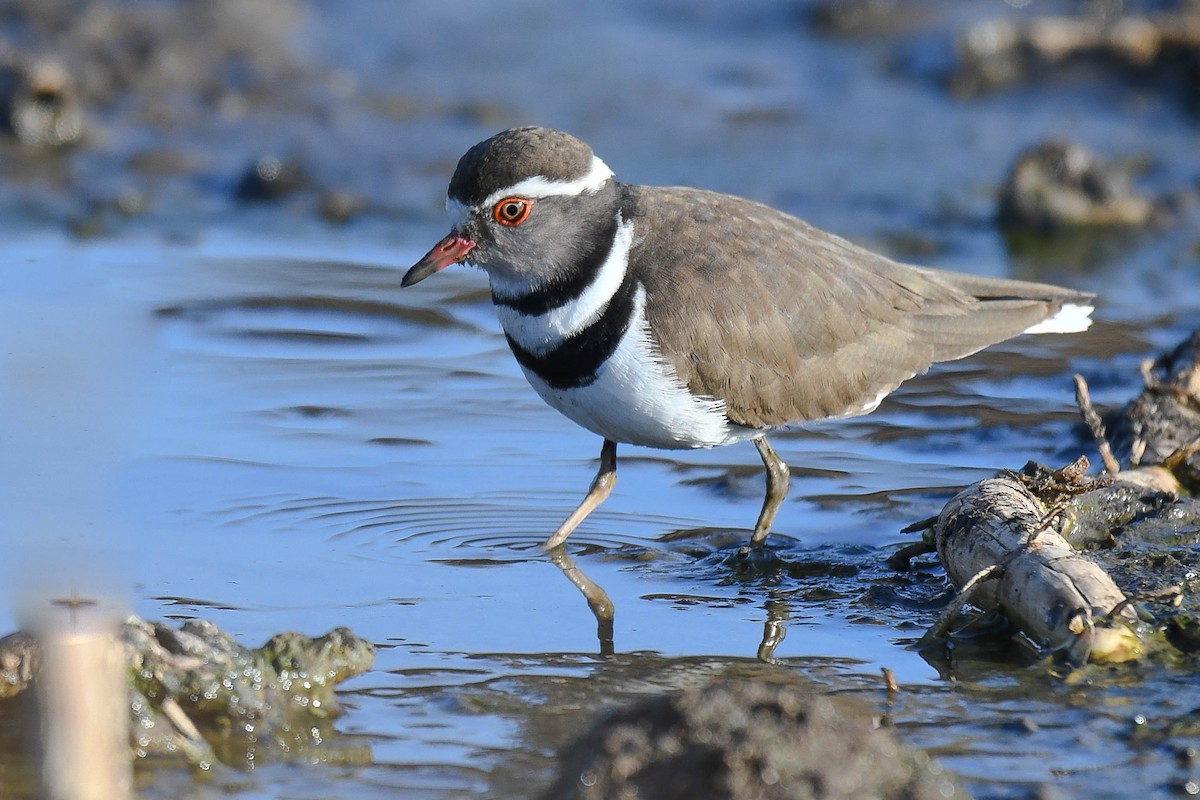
[{"left": 492, "top": 197, "right": 533, "bottom": 226}]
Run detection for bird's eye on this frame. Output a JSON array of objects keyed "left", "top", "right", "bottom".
[{"left": 492, "top": 197, "right": 533, "bottom": 226}]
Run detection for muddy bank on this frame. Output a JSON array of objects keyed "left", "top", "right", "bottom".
[
  {"left": 0, "top": 0, "right": 1196, "bottom": 261},
  {"left": 952, "top": 1, "right": 1200, "bottom": 109},
  {"left": 0, "top": 0, "right": 439, "bottom": 231}
]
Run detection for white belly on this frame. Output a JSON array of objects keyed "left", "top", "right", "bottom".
[{"left": 514, "top": 285, "right": 760, "bottom": 450}]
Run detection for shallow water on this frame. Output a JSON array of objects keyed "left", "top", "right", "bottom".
[
  {"left": 3, "top": 0, "right": 1200, "bottom": 797},
  {"left": 2, "top": 224, "right": 1197, "bottom": 798}
]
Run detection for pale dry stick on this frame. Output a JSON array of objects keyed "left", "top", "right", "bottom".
[
  {"left": 1073, "top": 373, "right": 1121, "bottom": 474},
  {"left": 933, "top": 475, "right": 1140, "bottom": 663},
  {"left": 159, "top": 696, "right": 209, "bottom": 755},
  {"left": 923, "top": 497, "right": 1077, "bottom": 637}
]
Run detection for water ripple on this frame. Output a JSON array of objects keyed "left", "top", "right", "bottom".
[{"left": 197, "top": 489, "right": 705, "bottom": 555}]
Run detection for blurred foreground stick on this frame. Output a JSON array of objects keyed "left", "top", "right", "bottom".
[{"left": 33, "top": 598, "right": 131, "bottom": 800}]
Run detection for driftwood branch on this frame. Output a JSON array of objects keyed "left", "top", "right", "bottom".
[
  {"left": 917, "top": 330, "right": 1200, "bottom": 664},
  {"left": 929, "top": 464, "right": 1140, "bottom": 664}
]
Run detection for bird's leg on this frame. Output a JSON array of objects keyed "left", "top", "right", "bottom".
[
  {"left": 543, "top": 439, "right": 617, "bottom": 550},
  {"left": 750, "top": 436, "right": 790, "bottom": 546}
]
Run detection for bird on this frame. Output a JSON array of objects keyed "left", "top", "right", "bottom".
[{"left": 401, "top": 126, "right": 1094, "bottom": 550}]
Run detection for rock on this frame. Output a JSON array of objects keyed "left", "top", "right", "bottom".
[
  {"left": 319, "top": 188, "right": 367, "bottom": 224},
  {"left": 1108, "top": 330, "right": 1200, "bottom": 491},
  {"left": 234, "top": 153, "right": 311, "bottom": 202},
  {"left": 0, "top": 615, "right": 375, "bottom": 765},
  {"left": 0, "top": 631, "right": 38, "bottom": 700},
  {"left": 951, "top": 8, "right": 1200, "bottom": 104},
  {"left": 0, "top": 57, "right": 85, "bottom": 149},
  {"left": 539, "top": 679, "right": 965, "bottom": 800},
  {"left": 997, "top": 140, "right": 1154, "bottom": 232}
]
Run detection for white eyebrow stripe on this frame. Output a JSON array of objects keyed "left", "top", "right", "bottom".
[
  {"left": 463, "top": 155, "right": 614, "bottom": 213},
  {"left": 445, "top": 154, "right": 614, "bottom": 227}
]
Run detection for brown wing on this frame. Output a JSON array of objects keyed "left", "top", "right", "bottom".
[{"left": 628, "top": 186, "right": 1091, "bottom": 429}]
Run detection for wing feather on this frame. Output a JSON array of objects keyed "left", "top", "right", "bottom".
[{"left": 628, "top": 186, "right": 1092, "bottom": 429}]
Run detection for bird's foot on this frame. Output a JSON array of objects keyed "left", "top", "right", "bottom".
[{"left": 726, "top": 540, "right": 784, "bottom": 571}]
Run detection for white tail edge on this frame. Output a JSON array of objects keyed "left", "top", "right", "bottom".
[{"left": 1023, "top": 302, "right": 1094, "bottom": 335}]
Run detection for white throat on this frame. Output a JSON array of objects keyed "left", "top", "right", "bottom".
[
  {"left": 494, "top": 214, "right": 633, "bottom": 355},
  {"left": 517, "top": 284, "right": 755, "bottom": 450}
]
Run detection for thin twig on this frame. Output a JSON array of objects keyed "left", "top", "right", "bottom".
[
  {"left": 900, "top": 514, "right": 939, "bottom": 535},
  {"left": 1105, "top": 584, "right": 1184, "bottom": 624},
  {"left": 1028, "top": 501, "right": 1070, "bottom": 543},
  {"left": 1130, "top": 436, "right": 1146, "bottom": 467},
  {"left": 1162, "top": 433, "right": 1200, "bottom": 472},
  {"left": 881, "top": 667, "right": 899, "bottom": 696},
  {"left": 1140, "top": 358, "right": 1159, "bottom": 390},
  {"left": 887, "top": 540, "right": 937, "bottom": 572},
  {"left": 1142, "top": 357, "right": 1200, "bottom": 409},
  {"left": 1073, "top": 373, "right": 1120, "bottom": 474},
  {"left": 159, "top": 696, "right": 207, "bottom": 750},
  {"left": 918, "top": 563, "right": 1004, "bottom": 646}
]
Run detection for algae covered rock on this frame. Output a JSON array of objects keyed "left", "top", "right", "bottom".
[{"left": 0, "top": 615, "right": 375, "bottom": 766}]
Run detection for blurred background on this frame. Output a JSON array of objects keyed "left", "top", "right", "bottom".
[{"left": 2, "top": 1, "right": 1200, "bottom": 798}]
